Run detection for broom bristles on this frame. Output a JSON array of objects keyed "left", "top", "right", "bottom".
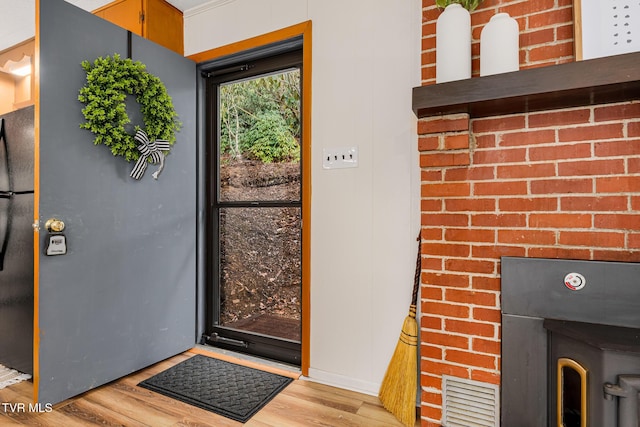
[{"left": 379, "top": 305, "right": 418, "bottom": 427}]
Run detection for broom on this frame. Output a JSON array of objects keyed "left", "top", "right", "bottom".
[{"left": 378, "top": 233, "right": 421, "bottom": 427}]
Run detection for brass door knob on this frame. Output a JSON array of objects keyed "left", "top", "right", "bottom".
[{"left": 45, "top": 218, "right": 65, "bottom": 233}]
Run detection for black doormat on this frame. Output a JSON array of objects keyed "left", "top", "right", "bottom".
[{"left": 138, "top": 355, "right": 293, "bottom": 423}]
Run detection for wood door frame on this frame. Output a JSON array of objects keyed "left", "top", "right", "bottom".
[
  {"left": 33, "top": 0, "right": 41, "bottom": 403},
  {"left": 189, "top": 21, "right": 312, "bottom": 376}
]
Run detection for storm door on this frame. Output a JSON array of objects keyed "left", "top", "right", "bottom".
[{"left": 203, "top": 48, "right": 303, "bottom": 365}]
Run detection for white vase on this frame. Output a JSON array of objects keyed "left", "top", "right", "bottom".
[
  {"left": 480, "top": 12, "right": 519, "bottom": 76},
  {"left": 436, "top": 3, "right": 471, "bottom": 84}
]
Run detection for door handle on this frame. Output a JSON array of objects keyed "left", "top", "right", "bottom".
[{"left": 45, "top": 218, "right": 65, "bottom": 233}]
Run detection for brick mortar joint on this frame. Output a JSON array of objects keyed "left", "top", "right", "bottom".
[
  {"left": 420, "top": 357, "right": 501, "bottom": 370},
  {"left": 417, "top": 134, "right": 475, "bottom": 162},
  {"left": 419, "top": 148, "right": 471, "bottom": 154},
  {"left": 418, "top": 130, "right": 470, "bottom": 137}
]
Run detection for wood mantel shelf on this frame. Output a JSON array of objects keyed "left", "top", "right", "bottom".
[{"left": 412, "top": 51, "right": 640, "bottom": 119}]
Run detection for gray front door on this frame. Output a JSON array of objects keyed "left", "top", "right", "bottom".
[{"left": 36, "top": 0, "right": 196, "bottom": 404}]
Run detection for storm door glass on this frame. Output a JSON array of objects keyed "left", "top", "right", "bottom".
[{"left": 205, "top": 50, "right": 303, "bottom": 365}]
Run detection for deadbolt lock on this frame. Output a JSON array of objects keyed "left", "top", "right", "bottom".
[{"left": 45, "top": 218, "right": 65, "bottom": 233}]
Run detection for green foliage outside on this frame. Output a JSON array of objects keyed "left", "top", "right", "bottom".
[
  {"left": 220, "top": 70, "right": 300, "bottom": 163},
  {"left": 246, "top": 111, "right": 300, "bottom": 163}
]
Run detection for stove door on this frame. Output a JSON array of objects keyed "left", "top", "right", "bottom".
[
  {"left": 603, "top": 376, "right": 640, "bottom": 427},
  {"left": 557, "top": 358, "right": 588, "bottom": 427}
]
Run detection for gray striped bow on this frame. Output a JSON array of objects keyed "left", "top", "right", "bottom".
[{"left": 130, "top": 130, "right": 170, "bottom": 180}]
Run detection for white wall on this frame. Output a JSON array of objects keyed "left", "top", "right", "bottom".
[
  {"left": 185, "top": 0, "right": 421, "bottom": 395},
  {"left": 1, "top": 1, "right": 117, "bottom": 53},
  {"left": 0, "top": 0, "right": 35, "bottom": 52}
]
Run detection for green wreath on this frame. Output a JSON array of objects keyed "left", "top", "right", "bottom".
[{"left": 78, "top": 54, "right": 181, "bottom": 162}]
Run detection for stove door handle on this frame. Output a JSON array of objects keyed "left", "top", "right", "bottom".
[
  {"left": 603, "top": 376, "right": 640, "bottom": 427},
  {"left": 603, "top": 382, "right": 626, "bottom": 399}
]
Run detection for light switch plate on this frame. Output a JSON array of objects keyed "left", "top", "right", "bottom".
[{"left": 322, "top": 146, "right": 359, "bottom": 169}]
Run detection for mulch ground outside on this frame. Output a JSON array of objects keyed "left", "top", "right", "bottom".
[{"left": 218, "top": 159, "right": 302, "bottom": 339}]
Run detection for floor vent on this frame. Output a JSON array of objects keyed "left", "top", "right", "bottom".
[{"left": 442, "top": 375, "right": 499, "bottom": 427}]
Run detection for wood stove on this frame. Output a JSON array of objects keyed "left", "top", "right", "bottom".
[
  {"left": 501, "top": 257, "right": 640, "bottom": 427},
  {"left": 545, "top": 319, "right": 640, "bottom": 427}
]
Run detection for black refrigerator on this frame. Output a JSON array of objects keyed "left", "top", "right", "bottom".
[{"left": 0, "top": 106, "right": 34, "bottom": 375}]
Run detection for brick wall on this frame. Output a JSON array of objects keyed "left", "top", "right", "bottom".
[{"left": 418, "top": 1, "right": 640, "bottom": 426}]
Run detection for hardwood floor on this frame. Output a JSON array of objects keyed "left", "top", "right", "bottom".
[{"left": 0, "top": 351, "right": 418, "bottom": 426}]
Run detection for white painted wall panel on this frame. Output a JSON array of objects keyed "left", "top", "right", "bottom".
[
  {"left": 185, "top": 0, "right": 421, "bottom": 395},
  {"left": 183, "top": 0, "right": 308, "bottom": 56}
]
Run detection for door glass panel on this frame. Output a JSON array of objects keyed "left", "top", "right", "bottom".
[
  {"left": 219, "top": 206, "right": 301, "bottom": 341},
  {"left": 219, "top": 70, "right": 301, "bottom": 203},
  {"left": 561, "top": 365, "right": 581, "bottom": 427},
  {"left": 558, "top": 358, "right": 587, "bottom": 427},
  {"left": 220, "top": 159, "right": 300, "bottom": 202},
  {"left": 209, "top": 55, "right": 303, "bottom": 363}
]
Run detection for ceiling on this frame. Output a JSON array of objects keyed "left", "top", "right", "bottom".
[
  {"left": 64, "top": 0, "right": 213, "bottom": 12},
  {"left": 0, "top": 0, "right": 213, "bottom": 53}
]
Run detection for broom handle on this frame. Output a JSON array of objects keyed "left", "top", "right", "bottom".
[{"left": 411, "top": 232, "right": 421, "bottom": 306}]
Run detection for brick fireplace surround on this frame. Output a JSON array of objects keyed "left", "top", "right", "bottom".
[{"left": 417, "top": 1, "right": 640, "bottom": 426}]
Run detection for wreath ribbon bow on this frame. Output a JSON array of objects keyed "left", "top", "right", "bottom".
[{"left": 130, "top": 130, "right": 170, "bottom": 180}]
